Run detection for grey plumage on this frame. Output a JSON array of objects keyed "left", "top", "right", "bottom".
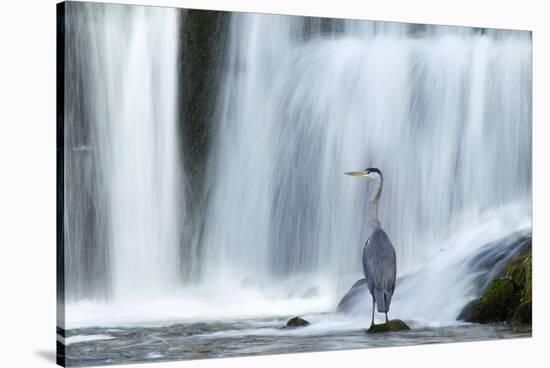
[
  {"left": 363, "top": 228, "right": 396, "bottom": 313},
  {"left": 345, "top": 167, "right": 397, "bottom": 326}
]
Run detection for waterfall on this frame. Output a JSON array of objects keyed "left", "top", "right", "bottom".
[
  {"left": 61, "top": 5, "right": 531, "bottom": 328},
  {"left": 63, "top": 3, "right": 181, "bottom": 303},
  {"left": 200, "top": 14, "right": 531, "bottom": 317}
]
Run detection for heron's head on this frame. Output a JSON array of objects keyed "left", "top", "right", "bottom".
[{"left": 344, "top": 167, "right": 382, "bottom": 181}]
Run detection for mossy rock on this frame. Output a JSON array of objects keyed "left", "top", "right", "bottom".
[
  {"left": 463, "top": 243, "right": 532, "bottom": 325},
  {"left": 367, "top": 319, "right": 410, "bottom": 333},
  {"left": 467, "top": 278, "right": 519, "bottom": 323},
  {"left": 285, "top": 316, "right": 310, "bottom": 328},
  {"left": 456, "top": 299, "right": 478, "bottom": 321},
  {"left": 512, "top": 301, "right": 532, "bottom": 325}
]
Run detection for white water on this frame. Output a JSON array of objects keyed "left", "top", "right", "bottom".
[
  {"left": 63, "top": 7, "right": 531, "bottom": 330},
  {"left": 63, "top": 3, "right": 181, "bottom": 303},
  {"left": 102, "top": 6, "right": 180, "bottom": 302},
  {"left": 65, "top": 202, "right": 529, "bottom": 329},
  {"left": 198, "top": 15, "right": 531, "bottom": 325},
  {"left": 61, "top": 335, "right": 115, "bottom": 345}
]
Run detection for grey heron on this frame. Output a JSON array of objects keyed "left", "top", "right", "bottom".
[{"left": 345, "top": 168, "right": 396, "bottom": 328}]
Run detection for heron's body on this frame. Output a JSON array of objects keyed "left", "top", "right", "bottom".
[
  {"left": 345, "top": 167, "right": 397, "bottom": 327},
  {"left": 363, "top": 227, "right": 396, "bottom": 314}
]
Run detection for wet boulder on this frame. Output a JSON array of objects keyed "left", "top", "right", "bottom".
[
  {"left": 285, "top": 316, "right": 311, "bottom": 328},
  {"left": 466, "top": 278, "right": 518, "bottom": 323},
  {"left": 367, "top": 319, "right": 410, "bottom": 333},
  {"left": 336, "top": 279, "right": 369, "bottom": 315},
  {"left": 460, "top": 242, "right": 532, "bottom": 325}
]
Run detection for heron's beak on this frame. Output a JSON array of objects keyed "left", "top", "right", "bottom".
[{"left": 344, "top": 171, "right": 370, "bottom": 178}]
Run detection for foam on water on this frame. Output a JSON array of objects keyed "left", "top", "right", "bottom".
[
  {"left": 65, "top": 200, "right": 529, "bottom": 329},
  {"left": 61, "top": 335, "right": 115, "bottom": 345}
]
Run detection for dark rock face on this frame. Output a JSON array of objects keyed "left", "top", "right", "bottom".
[
  {"left": 367, "top": 319, "right": 410, "bottom": 333},
  {"left": 285, "top": 317, "right": 311, "bottom": 328},
  {"left": 177, "top": 9, "right": 230, "bottom": 184},
  {"left": 176, "top": 9, "right": 230, "bottom": 280},
  {"left": 460, "top": 241, "right": 532, "bottom": 325},
  {"left": 456, "top": 299, "right": 478, "bottom": 321}
]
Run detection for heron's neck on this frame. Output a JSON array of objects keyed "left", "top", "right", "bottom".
[{"left": 368, "top": 177, "right": 382, "bottom": 226}]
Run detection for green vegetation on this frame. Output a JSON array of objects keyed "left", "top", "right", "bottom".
[{"left": 466, "top": 244, "right": 532, "bottom": 325}]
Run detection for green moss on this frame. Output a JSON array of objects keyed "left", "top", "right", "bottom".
[
  {"left": 521, "top": 254, "right": 532, "bottom": 304},
  {"left": 367, "top": 319, "right": 410, "bottom": 333},
  {"left": 512, "top": 301, "right": 532, "bottom": 324},
  {"left": 466, "top": 243, "right": 532, "bottom": 325},
  {"left": 468, "top": 278, "right": 519, "bottom": 323},
  {"left": 511, "top": 252, "right": 532, "bottom": 324}
]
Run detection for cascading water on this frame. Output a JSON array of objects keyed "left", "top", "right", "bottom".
[
  {"left": 63, "top": 2, "right": 181, "bottom": 307},
  {"left": 200, "top": 14, "right": 531, "bottom": 323},
  {"left": 62, "top": 6, "right": 531, "bottom": 330}
]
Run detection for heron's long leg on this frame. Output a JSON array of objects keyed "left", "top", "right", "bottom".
[
  {"left": 370, "top": 297, "right": 375, "bottom": 328},
  {"left": 385, "top": 312, "right": 388, "bottom": 325}
]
